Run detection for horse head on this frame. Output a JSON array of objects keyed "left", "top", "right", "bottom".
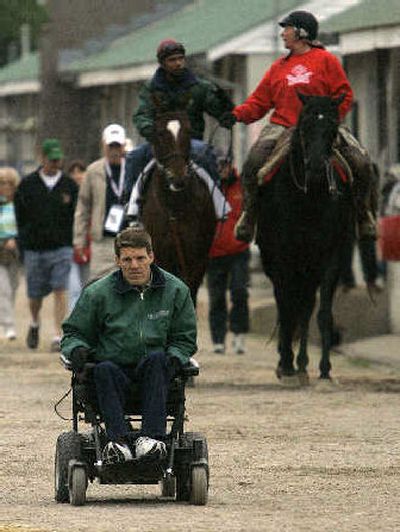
[
  {"left": 151, "top": 94, "right": 192, "bottom": 192},
  {"left": 295, "top": 93, "right": 345, "bottom": 191}
]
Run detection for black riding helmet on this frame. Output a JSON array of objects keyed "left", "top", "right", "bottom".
[{"left": 279, "top": 10, "right": 318, "bottom": 41}]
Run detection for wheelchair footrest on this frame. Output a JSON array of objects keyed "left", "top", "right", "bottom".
[{"left": 97, "top": 457, "right": 165, "bottom": 485}]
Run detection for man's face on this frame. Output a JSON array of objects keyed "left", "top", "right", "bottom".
[
  {"left": 162, "top": 54, "right": 186, "bottom": 76},
  {"left": 42, "top": 156, "right": 63, "bottom": 175},
  {"left": 116, "top": 246, "right": 154, "bottom": 286},
  {"left": 104, "top": 142, "right": 125, "bottom": 165}
]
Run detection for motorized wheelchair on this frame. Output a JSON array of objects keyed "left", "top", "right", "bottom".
[{"left": 54, "top": 355, "right": 209, "bottom": 506}]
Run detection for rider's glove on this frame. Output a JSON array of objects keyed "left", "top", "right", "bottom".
[
  {"left": 219, "top": 112, "right": 237, "bottom": 129},
  {"left": 69, "top": 347, "right": 91, "bottom": 373}
]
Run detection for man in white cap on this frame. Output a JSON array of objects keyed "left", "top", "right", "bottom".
[{"left": 73, "top": 124, "right": 129, "bottom": 280}]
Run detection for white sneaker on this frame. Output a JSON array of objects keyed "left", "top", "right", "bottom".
[
  {"left": 213, "top": 343, "right": 225, "bottom": 354},
  {"left": 233, "top": 334, "right": 246, "bottom": 354},
  {"left": 5, "top": 327, "right": 16, "bottom": 340},
  {"left": 135, "top": 437, "right": 167, "bottom": 460},
  {"left": 102, "top": 441, "right": 133, "bottom": 464}
]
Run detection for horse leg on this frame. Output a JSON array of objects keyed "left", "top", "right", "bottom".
[
  {"left": 296, "top": 291, "right": 316, "bottom": 385},
  {"left": 317, "top": 266, "right": 339, "bottom": 379},
  {"left": 276, "top": 305, "right": 296, "bottom": 378}
]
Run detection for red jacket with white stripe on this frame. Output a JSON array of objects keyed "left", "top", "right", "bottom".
[{"left": 233, "top": 47, "right": 353, "bottom": 127}]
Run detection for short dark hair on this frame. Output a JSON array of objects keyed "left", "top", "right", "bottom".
[
  {"left": 68, "top": 159, "right": 86, "bottom": 174},
  {"left": 114, "top": 227, "right": 153, "bottom": 256}
]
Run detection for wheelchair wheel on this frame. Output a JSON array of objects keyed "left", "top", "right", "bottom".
[
  {"left": 190, "top": 466, "right": 208, "bottom": 506},
  {"left": 70, "top": 466, "right": 87, "bottom": 506},
  {"left": 54, "top": 431, "right": 82, "bottom": 503},
  {"left": 160, "top": 474, "right": 176, "bottom": 497},
  {"left": 176, "top": 432, "right": 208, "bottom": 502}
]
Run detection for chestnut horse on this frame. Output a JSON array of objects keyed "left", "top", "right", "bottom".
[{"left": 140, "top": 109, "right": 217, "bottom": 305}]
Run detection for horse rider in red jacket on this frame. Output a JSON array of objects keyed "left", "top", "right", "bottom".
[{"left": 225, "top": 10, "right": 376, "bottom": 244}]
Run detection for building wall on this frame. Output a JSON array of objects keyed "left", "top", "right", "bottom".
[{"left": 0, "top": 93, "right": 38, "bottom": 174}]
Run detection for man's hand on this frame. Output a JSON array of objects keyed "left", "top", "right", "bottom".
[
  {"left": 69, "top": 347, "right": 91, "bottom": 373},
  {"left": 168, "top": 356, "right": 182, "bottom": 378},
  {"left": 219, "top": 112, "right": 237, "bottom": 129},
  {"left": 141, "top": 126, "right": 155, "bottom": 142},
  {"left": 74, "top": 246, "right": 89, "bottom": 263}
]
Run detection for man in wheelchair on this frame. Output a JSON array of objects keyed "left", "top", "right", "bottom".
[{"left": 60, "top": 226, "right": 197, "bottom": 465}]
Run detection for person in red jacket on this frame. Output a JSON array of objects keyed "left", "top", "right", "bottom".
[
  {"left": 229, "top": 10, "right": 375, "bottom": 244},
  {"left": 207, "top": 156, "right": 250, "bottom": 355}
]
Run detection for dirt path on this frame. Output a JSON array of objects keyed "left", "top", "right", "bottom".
[{"left": 1, "top": 286, "right": 400, "bottom": 531}]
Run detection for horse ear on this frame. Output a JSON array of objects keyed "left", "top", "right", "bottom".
[
  {"left": 334, "top": 93, "right": 346, "bottom": 106},
  {"left": 297, "top": 91, "right": 310, "bottom": 105}
]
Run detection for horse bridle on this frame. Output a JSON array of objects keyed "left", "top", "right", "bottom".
[
  {"left": 155, "top": 152, "right": 187, "bottom": 191},
  {"left": 291, "top": 117, "right": 339, "bottom": 196}
]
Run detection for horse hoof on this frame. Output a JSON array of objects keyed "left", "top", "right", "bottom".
[
  {"left": 279, "top": 374, "right": 300, "bottom": 388},
  {"left": 314, "top": 377, "right": 338, "bottom": 392},
  {"left": 297, "top": 372, "right": 310, "bottom": 386}
]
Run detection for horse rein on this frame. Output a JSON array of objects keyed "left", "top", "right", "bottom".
[{"left": 291, "top": 120, "right": 340, "bottom": 196}]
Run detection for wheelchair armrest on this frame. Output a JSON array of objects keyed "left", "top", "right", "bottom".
[{"left": 181, "top": 357, "right": 199, "bottom": 377}]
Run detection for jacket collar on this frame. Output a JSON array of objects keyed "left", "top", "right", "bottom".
[
  {"left": 150, "top": 66, "right": 198, "bottom": 93},
  {"left": 113, "top": 263, "right": 166, "bottom": 294}
]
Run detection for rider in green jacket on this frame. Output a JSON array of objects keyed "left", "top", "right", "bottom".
[
  {"left": 61, "top": 226, "right": 197, "bottom": 464},
  {"left": 126, "top": 39, "right": 235, "bottom": 194}
]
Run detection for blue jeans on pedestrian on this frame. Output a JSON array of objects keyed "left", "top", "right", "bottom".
[
  {"left": 125, "top": 140, "right": 220, "bottom": 197},
  {"left": 93, "top": 351, "right": 172, "bottom": 442},
  {"left": 206, "top": 250, "right": 250, "bottom": 345}
]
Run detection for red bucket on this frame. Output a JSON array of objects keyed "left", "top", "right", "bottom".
[{"left": 378, "top": 215, "right": 400, "bottom": 261}]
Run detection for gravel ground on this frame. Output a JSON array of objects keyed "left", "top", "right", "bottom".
[{"left": 1, "top": 288, "right": 400, "bottom": 532}]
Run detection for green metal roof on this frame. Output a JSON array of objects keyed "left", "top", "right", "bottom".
[
  {"left": 0, "top": 52, "right": 39, "bottom": 83},
  {"left": 64, "top": 0, "right": 303, "bottom": 73},
  {"left": 323, "top": 0, "right": 400, "bottom": 34}
]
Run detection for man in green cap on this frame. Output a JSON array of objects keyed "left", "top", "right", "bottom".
[{"left": 14, "top": 138, "right": 78, "bottom": 352}]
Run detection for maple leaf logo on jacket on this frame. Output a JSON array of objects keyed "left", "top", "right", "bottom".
[{"left": 286, "top": 65, "right": 313, "bottom": 86}]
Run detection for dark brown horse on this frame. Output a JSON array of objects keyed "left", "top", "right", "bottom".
[{"left": 140, "top": 109, "right": 217, "bottom": 305}]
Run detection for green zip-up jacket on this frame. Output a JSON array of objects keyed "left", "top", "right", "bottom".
[
  {"left": 133, "top": 67, "right": 230, "bottom": 141},
  {"left": 61, "top": 265, "right": 197, "bottom": 366}
]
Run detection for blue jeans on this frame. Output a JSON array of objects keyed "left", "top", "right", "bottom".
[
  {"left": 93, "top": 351, "right": 172, "bottom": 441},
  {"left": 206, "top": 250, "right": 250, "bottom": 345},
  {"left": 125, "top": 140, "right": 220, "bottom": 196}
]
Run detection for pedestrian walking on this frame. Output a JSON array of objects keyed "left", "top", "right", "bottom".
[
  {"left": 14, "top": 139, "right": 78, "bottom": 351},
  {"left": 207, "top": 157, "right": 250, "bottom": 354},
  {"left": 73, "top": 124, "right": 129, "bottom": 281},
  {"left": 67, "top": 160, "right": 90, "bottom": 311},
  {"left": 0, "top": 167, "right": 20, "bottom": 340}
]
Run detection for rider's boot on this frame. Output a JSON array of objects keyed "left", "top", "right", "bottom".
[
  {"left": 234, "top": 175, "right": 258, "bottom": 243},
  {"left": 234, "top": 137, "right": 276, "bottom": 243},
  {"left": 338, "top": 129, "right": 377, "bottom": 240},
  {"left": 344, "top": 155, "right": 377, "bottom": 239}
]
